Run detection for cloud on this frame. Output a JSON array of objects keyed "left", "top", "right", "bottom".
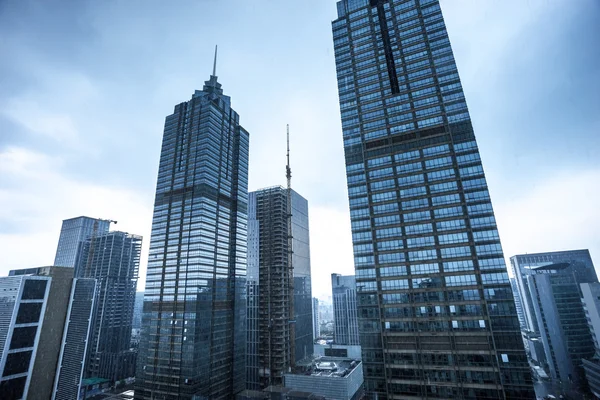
[
  {"left": 2, "top": 99, "right": 79, "bottom": 144},
  {"left": 495, "top": 168, "right": 600, "bottom": 270},
  {"left": 0, "top": 146, "right": 152, "bottom": 284}
]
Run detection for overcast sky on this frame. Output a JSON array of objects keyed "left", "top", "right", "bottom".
[{"left": 1, "top": 0, "right": 599, "bottom": 300}]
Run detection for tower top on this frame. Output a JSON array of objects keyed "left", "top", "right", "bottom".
[{"left": 202, "top": 45, "right": 223, "bottom": 96}]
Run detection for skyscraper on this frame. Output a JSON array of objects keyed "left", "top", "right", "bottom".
[
  {"left": 2, "top": 267, "right": 96, "bottom": 400},
  {"left": 135, "top": 56, "right": 249, "bottom": 400},
  {"left": 246, "top": 187, "right": 313, "bottom": 389},
  {"left": 77, "top": 231, "right": 141, "bottom": 382},
  {"left": 54, "top": 216, "right": 111, "bottom": 268},
  {"left": 331, "top": 1, "right": 533, "bottom": 398},
  {"left": 331, "top": 274, "right": 360, "bottom": 345}
]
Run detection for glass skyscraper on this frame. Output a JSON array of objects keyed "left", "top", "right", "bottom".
[
  {"left": 54, "top": 216, "right": 111, "bottom": 268},
  {"left": 135, "top": 69, "right": 249, "bottom": 400},
  {"left": 77, "top": 231, "right": 141, "bottom": 382},
  {"left": 332, "top": 0, "right": 534, "bottom": 398}
]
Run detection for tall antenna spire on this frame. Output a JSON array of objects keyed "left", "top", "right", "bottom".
[{"left": 212, "top": 45, "right": 218, "bottom": 77}]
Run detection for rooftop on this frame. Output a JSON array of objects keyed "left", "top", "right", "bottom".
[{"left": 291, "top": 356, "right": 361, "bottom": 379}]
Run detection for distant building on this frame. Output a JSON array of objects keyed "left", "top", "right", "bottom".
[
  {"left": 331, "top": 274, "right": 359, "bottom": 346},
  {"left": 247, "top": 187, "right": 313, "bottom": 389},
  {"left": 1, "top": 266, "right": 96, "bottom": 400},
  {"left": 54, "top": 216, "right": 111, "bottom": 268},
  {"left": 77, "top": 231, "right": 141, "bottom": 383},
  {"left": 312, "top": 298, "right": 320, "bottom": 339},
  {"left": 132, "top": 292, "right": 144, "bottom": 330},
  {"left": 318, "top": 302, "right": 333, "bottom": 323},
  {"left": 283, "top": 357, "right": 363, "bottom": 400},
  {"left": 581, "top": 283, "right": 600, "bottom": 398}
]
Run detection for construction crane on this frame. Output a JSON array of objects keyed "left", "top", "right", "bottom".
[{"left": 286, "top": 124, "right": 296, "bottom": 372}]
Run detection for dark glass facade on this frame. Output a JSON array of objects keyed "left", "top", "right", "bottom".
[
  {"left": 332, "top": 0, "right": 534, "bottom": 398},
  {"left": 54, "top": 216, "right": 111, "bottom": 268},
  {"left": 77, "top": 231, "right": 141, "bottom": 382},
  {"left": 246, "top": 187, "right": 313, "bottom": 389},
  {"left": 135, "top": 72, "right": 249, "bottom": 400}
]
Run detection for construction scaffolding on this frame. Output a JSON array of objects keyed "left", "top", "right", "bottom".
[{"left": 257, "top": 186, "right": 292, "bottom": 387}]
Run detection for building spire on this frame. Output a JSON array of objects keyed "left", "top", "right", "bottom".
[
  {"left": 201, "top": 45, "right": 223, "bottom": 96},
  {"left": 212, "top": 45, "right": 218, "bottom": 77}
]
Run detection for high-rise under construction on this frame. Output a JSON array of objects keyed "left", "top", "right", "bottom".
[{"left": 246, "top": 187, "right": 313, "bottom": 389}]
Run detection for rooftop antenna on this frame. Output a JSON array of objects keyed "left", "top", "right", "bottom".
[{"left": 212, "top": 45, "right": 218, "bottom": 77}]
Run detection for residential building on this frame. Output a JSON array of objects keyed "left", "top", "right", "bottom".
[
  {"left": 331, "top": 274, "right": 359, "bottom": 345},
  {"left": 331, "top": 0, "right": 533, "bottom": 398},
  {"left": 312, "top": 298, "right": 320, "bottom": 339},
  {"left": 54, "top": 216, "right": 111, "bottom": 268},
  {"left": 247, "top": 187, "right": 313, "bottom": 389},
  {"left": 283, "top": 357, "right": 363, "bottom": 400},
  {"left": 1, "top": 267, "right": 96, "bottom": 400},
  {"left": 135, "top": 59, "right": 249, "bottom": 400},
  {"left": 77, "top": 231, "right": 141, "bottom": 383}
]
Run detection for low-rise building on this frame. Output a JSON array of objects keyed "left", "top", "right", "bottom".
[{"left": 283, "top": 357, "right": 363, "bottom": 400}]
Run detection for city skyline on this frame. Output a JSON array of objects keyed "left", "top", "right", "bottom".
[{"left": 1, "top": 0, "right": 599, "bottom": 301}]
